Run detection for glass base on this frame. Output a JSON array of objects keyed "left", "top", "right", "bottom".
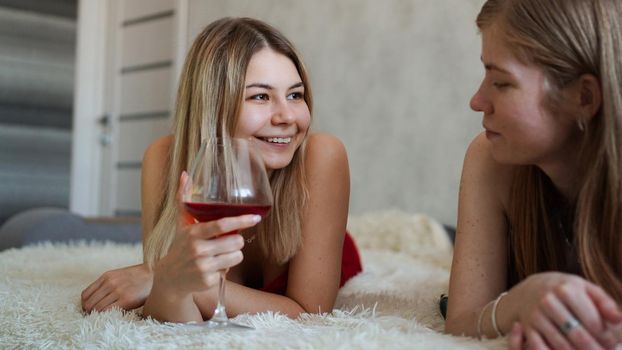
[{"left": 191, "top": 319, "right": 254, "bottom": 330}]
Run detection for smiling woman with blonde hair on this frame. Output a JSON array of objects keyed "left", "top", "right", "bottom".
[
  {"left": 81, "top": 17, "right": 362, "bottom": 322},
  {"left": 445, "top": 0, "right": 622, "bottom": 348}
]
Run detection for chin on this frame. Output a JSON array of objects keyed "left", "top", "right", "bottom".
[
  {"left": 490, "top": 148, "right": 531, "bottom": 166},
  {"left": 263, "top": 157, "right": 295, "bottom": 171}
]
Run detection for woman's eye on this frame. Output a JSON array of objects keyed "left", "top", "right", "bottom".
[
  {"left": 492, "top": 82, "right": 511, "bottom": 89},
  {"left": 287, "top": 92, "right": 304, "bottom": 100},
  {"left": 249, "top": 94, "right": 269, "bottom": 101}
]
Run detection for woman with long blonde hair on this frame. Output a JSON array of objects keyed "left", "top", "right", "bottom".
[
  {"left": 445, "top": 0, "right": 622, "bottom": 348},
  {"left": 81, "top": 17, "right": 361, "bottom": 322}
]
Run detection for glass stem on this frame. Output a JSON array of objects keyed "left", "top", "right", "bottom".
[{"left": 211, "top": 269, "right": 228, "bottom": 323}]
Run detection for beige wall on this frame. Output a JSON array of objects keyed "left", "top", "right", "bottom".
[{"left": 187, "top": 0, "right": 486, "bottom": 225}]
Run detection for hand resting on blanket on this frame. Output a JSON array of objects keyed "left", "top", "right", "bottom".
[{"left": 81, "top": 263, "right": 152, "bottom": 312}]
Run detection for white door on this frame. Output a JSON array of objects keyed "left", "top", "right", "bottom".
[{"left": 70, "top": 0, "right": 188, "bottom": 217}]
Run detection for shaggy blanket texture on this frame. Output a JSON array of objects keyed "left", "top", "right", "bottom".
[{"left": 0, "top": 210, "right": 505, "bottom": 349}]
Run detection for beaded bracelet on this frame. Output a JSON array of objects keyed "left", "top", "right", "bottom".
[{"left": 491, "top": 292, "right": 508, "bottom": 337}]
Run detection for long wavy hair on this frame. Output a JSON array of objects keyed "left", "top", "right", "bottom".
[
  {"left": 477, "top": 0, "right": 622, "bottom": 301},
  {"left": 144, "top": 17, "right": 313, "bottom": 267}
]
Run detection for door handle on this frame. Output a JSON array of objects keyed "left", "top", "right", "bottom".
[{"left": 98, "top": 114, "right": 111, "bottom": 146}]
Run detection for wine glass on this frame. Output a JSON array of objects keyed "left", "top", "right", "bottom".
[{"left": 183, "top": 137, "right": 273, "bottom": 329}]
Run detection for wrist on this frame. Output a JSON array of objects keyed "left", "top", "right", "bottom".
[
  {"left": 479, "top": 291, "right": 514, "bottom": 339},
  {"left": 151, "top": 264, "right": 189, "bottom": 302},
  {"left": 495, "top": 289, "right": 518, "bottom": 335},
  {"left": 491, "top": 292, "right": 508, "bottom": 336},
  {"left": 477, "top": 301, "right": 493, "bottom": 339},
  {"left": 150, "top": 277, "right": 193, "bottom": 304},
  {"left": 143, "top": 283, "right": 197, "bottom": 322}
]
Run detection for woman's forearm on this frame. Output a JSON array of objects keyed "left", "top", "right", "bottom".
[
  {"left": 445, "top": 307, "right": 482, "bottom": 337},
  {"left": 194, "top": 280, "right": 309, "bottom": 319},
  {"left": 143, "top": 280, "right": 203, "bottom": 323},
  {"left": 446, "top": 291, "right": 517, "bottom": 339}
]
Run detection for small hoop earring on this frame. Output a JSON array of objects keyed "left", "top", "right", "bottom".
[{"left": 577, "top": 119, "right": 586, "bottom": 132}]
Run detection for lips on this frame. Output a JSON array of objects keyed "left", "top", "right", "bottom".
[{"left": 481, "top": 122, "right": 501, "bottom": 140}]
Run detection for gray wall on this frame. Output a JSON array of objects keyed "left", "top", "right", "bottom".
[{"left": 187, "top": 0, "right": 485, "bottom": 225}]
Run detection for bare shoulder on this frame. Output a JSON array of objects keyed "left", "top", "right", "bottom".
[
  {"left": 300, "top": 132, "right": 350, "bottom": 230},
  {"left": 286, "top": 133, "right": 350, "bottom": 312},
  {"left": 143, "top": 135, "right": 173, "bottom": 170},
  {"left": 304, "top": 133, "right": 348, "bottom": 171}
]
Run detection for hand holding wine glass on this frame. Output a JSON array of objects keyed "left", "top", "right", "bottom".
[
  {"left": 182, "top": 137, "right": 273, "bottom": 328},
  {"left": 146, "top": 171, "right": 259, "bottom": 322}
]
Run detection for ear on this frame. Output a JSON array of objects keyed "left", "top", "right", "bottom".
[{"left": 576, "top": 74, "right": 602, "bottom": 122}]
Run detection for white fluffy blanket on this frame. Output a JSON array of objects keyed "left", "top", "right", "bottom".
[{"left": 0, "top": 210, "right": 505, "bottom": 349}]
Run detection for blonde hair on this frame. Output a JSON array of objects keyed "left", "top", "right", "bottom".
[
  {"left": 144, "top": 17, "right": 313, "bottom": 267},
  {"left": 477, "top": 0, "right": 622, "bottom": 301}
]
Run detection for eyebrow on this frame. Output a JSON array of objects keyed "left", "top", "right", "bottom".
[
  {"left": 483, "top": 62, "right": 512, "bottom": 75},
  {"left": 245, "top": 82, "right": 304, "bottom": 90}
]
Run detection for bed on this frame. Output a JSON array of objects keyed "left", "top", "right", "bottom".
[{"left": 0, "top": 210, "right": 505, "bottom": 349}]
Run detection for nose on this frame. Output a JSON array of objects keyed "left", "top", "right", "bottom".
[
  {"left": 271, "top": 98, "right": 295, "bottom": 125},
  {"left": 469, "top": 82, "right": 492, "bottom": 114}
]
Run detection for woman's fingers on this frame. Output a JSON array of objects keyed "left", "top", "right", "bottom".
[
  {"left": 81, "top": 277, "right": 104, "bottom": 304},
  {"left": 508, "top": 322, "right": 525, "bottom": 350},
  {"left": 189, "top": 215, "right": 261, "bottom": 240},
  {"left": 586, "top": 283, "right": 622, "bottom": 324},
  {"left": 564, "top": 326, "right": 606, "bottom": 350},
  {"left": 191, "top": 251, "right": 243, "bottom": 290},
  {"left": 198, "top": 250, "right": 244, "bottom": 273},
  {"left": 540, "top": 291, "right": 605, "bottom": 350},
  {"left": 555, "top": 283, "right": 604, "bottom": 335},
  {"left": 82, "top": 284, "right": 113, "bottom": 312},
  {"left": 526, "top": 325, "right": 551, "bottom": 350},
  {"left": 91, "top": 292, "right": 120, "bottom": 312},
  {"left": 190, "top": 234, "right": 244, "bottom": 258},
  {"left": 554, "top": 284, "right": 618, "bottom": 348},
  {"left": 529, "top": 307, "right": 573, "bottom": 350}
]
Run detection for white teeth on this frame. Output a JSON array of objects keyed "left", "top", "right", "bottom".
[{"left": 265, "top": 137, "right": 292, "bottom": 144}]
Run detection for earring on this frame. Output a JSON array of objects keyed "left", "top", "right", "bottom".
[{"left": 577, "top": 119, "right": 586, "bottom": 132}]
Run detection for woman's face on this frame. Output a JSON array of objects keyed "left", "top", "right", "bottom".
[
  {"left": 234, "top": 48, "right": 311, "bottom": 171},
  {"left": 470, "top": 25, "right": 581, "bottom": 168}
]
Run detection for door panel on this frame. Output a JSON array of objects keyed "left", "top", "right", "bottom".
[
  {"left": 102, "top": 0, "right": 177, "bottom": 217},
  {"left": 122, "top": 16, "right": 174, "bottom": 68},
  {"left": 123, "top": 0, "right": 174, "bottom": 22},
  {"left": 118, "top": 68, "right": 173, "bottom": 116},
  {"left": 117, "top": 117, "right": 171, "bottom": 163},
  {"left": 114, "top": 168, "right": 142, "bottom": 216}
]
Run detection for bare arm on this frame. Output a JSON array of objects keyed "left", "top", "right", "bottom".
[
  {"left": 446, "top": 134, "right": 622, "bottom": 348},
  {"left": 80, "top": 136, "right": 172, "bottom": 312},
  {"left": 192, "top": 133, "right": 351, "bottom": 318},
  {"left": 140, "top": 135, "right": 172, "bottom": 242},
  {"left": 445, "top": 133, "right": 513, "bottom": 337}
]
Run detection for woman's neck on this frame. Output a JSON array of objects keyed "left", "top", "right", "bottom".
[{"left": 538, "top": 157, "right": 581, "bottom": 201}]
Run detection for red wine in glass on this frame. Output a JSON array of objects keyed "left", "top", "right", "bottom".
[
  {"left": 183, "top": 202, "right": 271, "bottom": 236},
  {"left": 184, "top": 202, "right": 271, "bottom": 222}
]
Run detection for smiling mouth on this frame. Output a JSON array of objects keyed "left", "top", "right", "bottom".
[{"left": 258, "top": 136, "right": 292, "bottom": 144}]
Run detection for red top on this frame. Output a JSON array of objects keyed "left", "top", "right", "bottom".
[{"left": 260, "top": 232, "right": 363, "bottom": 295}]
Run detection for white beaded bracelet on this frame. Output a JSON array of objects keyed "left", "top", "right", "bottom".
[{"left": 491, "top": 292, "right": 508, "bottom": 337}]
